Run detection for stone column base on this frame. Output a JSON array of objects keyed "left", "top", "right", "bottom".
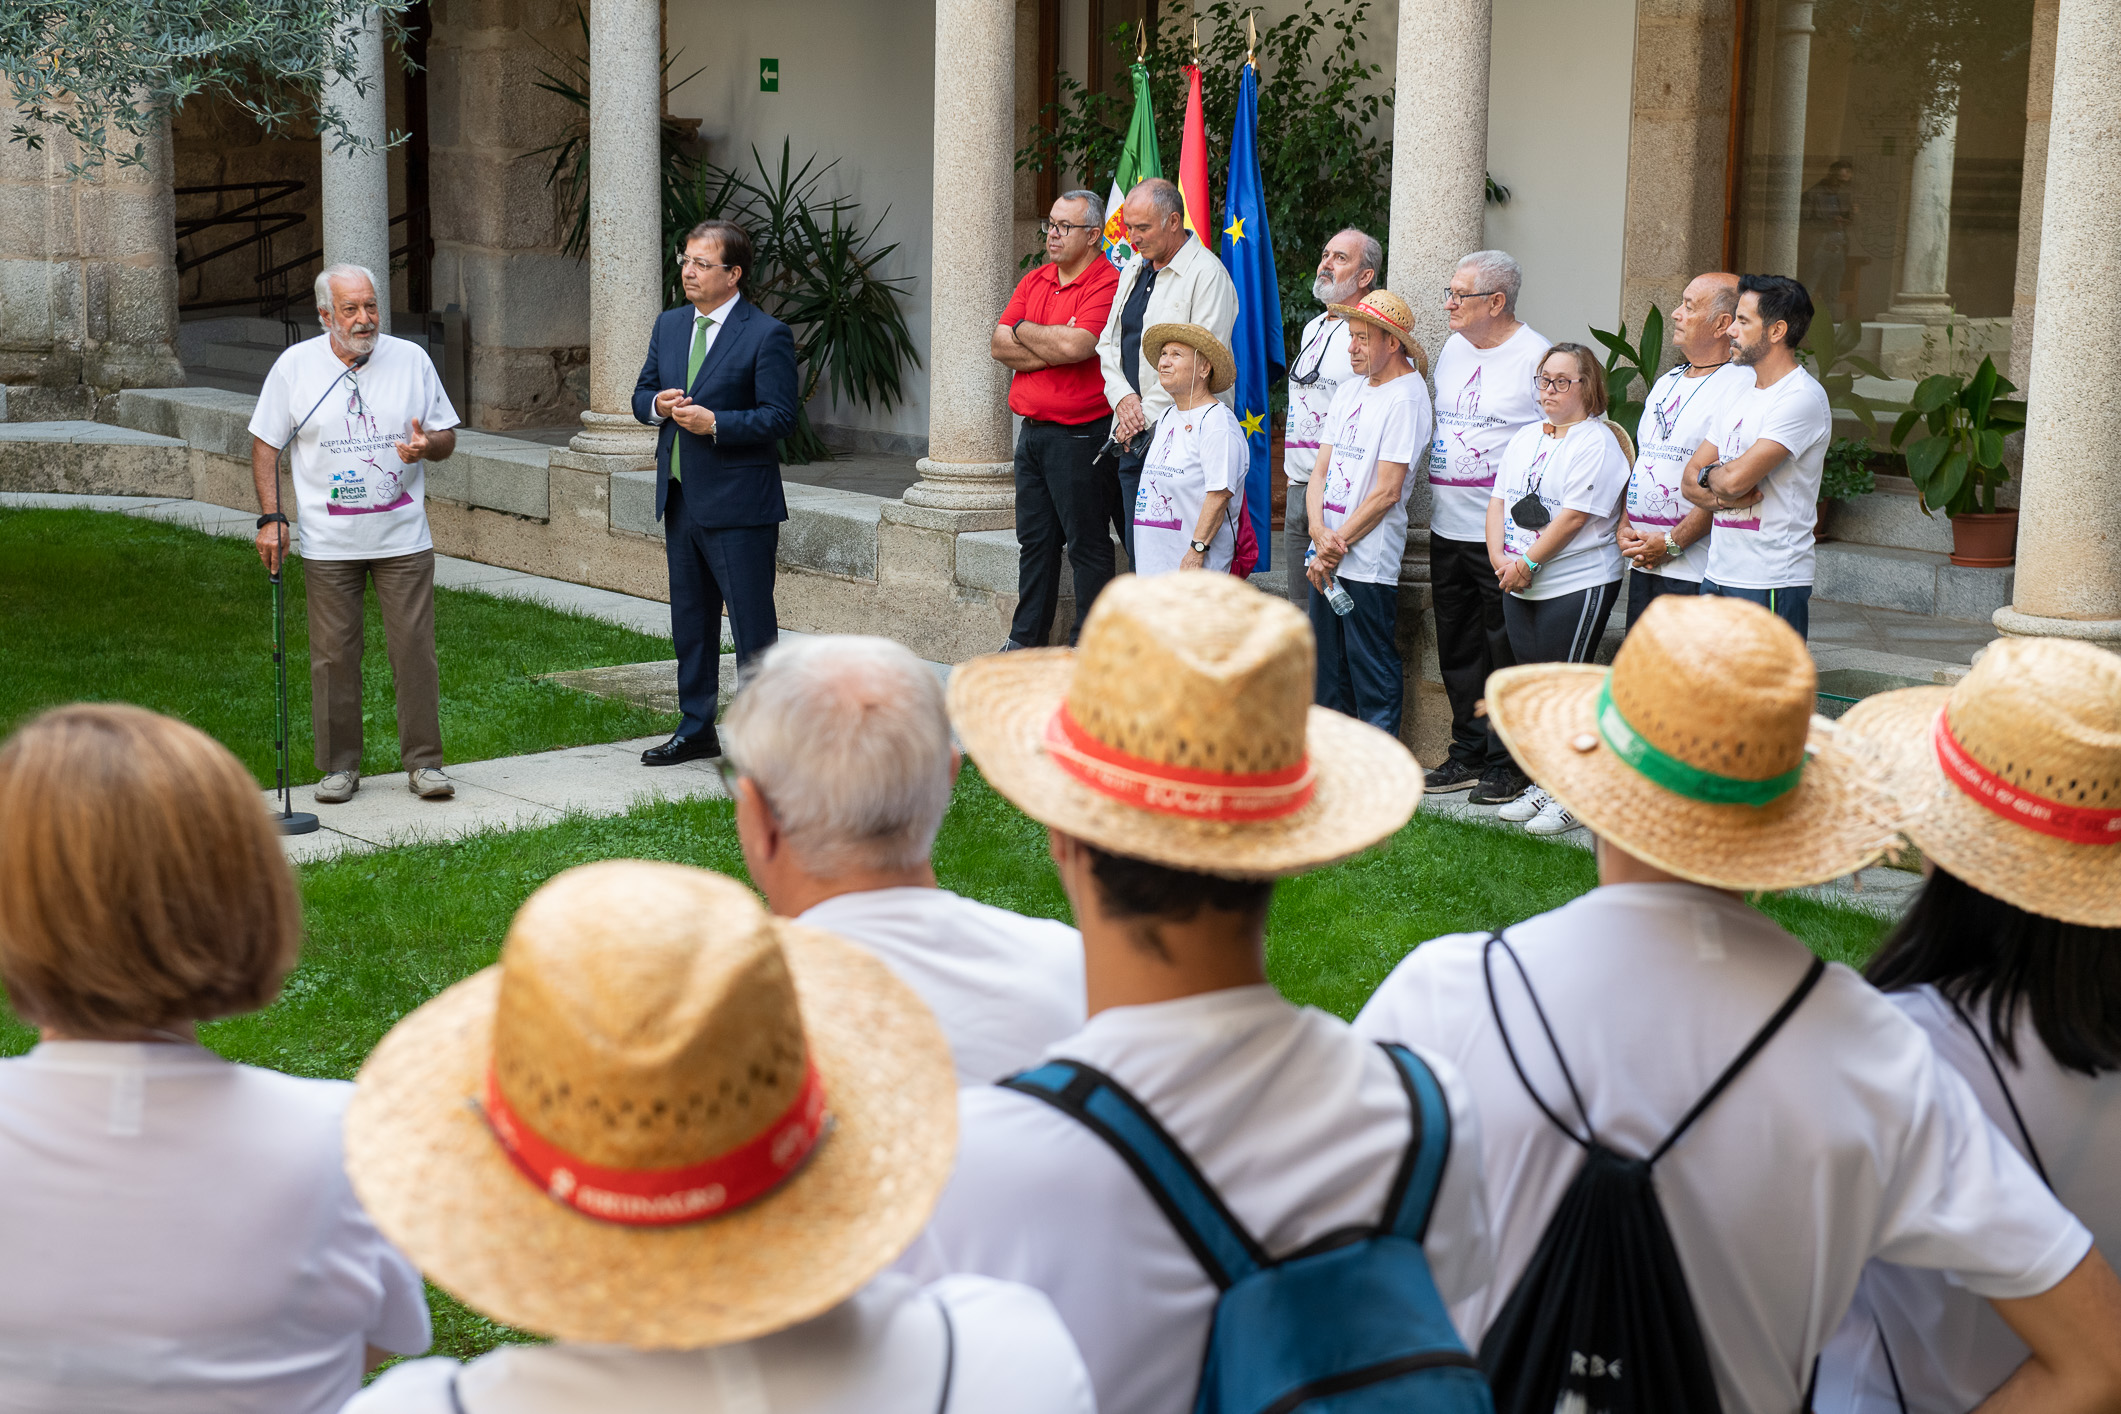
[
  {"left": 569, "top": 409, "right": 658, "bottom": 462},
  {"left": 883, "top": 489, "right": 1015, "bottom": 535},
  {"left": 1993, "top": 605, "right": 2121, "bottom": 652},
  {"left": 903, "top": 457, "right": 1015, "bottom": 518}
]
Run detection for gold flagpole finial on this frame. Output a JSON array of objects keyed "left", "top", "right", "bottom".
[
  {"left": 1245, "top": 12, "right": 1257, "bottom": 66},
  {"left": 1136, "top": 18, "right": 1147, "bottom": 60},
  {"left": 1193, "top": 17, "right": 1201, "bottom": 60}
]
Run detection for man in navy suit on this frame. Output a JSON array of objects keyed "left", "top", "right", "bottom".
[{"left": 633, "top": 219, "right": 798, "bottom": 766}]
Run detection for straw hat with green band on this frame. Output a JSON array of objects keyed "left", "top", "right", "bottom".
[{"left": 1485, "top": 595, "right": 1901, "bottom": 890}]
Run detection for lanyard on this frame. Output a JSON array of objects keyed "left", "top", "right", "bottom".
[
  {"left": 1649, "top": 364, "right": 1729, "bottom": 442},
  {"left": 1291, "top": 318, "right": 1339, "bottom": 388}
]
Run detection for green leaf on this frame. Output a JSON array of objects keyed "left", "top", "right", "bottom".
[
  {"left": 1640, "top": 306, "right": 1664, "bottom": 369},
  {"left": 1904, "top": 433, "right": 1951, "bottom": 489},
  {"left": 1965, "top": 357, "right": 2000, "bottom": 424},
  {"left": 1986, "top": 398, "right": 2028, "bottom": 433},
  {"left": 1912, "top": 374, "right": 1960, "bottom": 414},
  {"left": 1891, "top": 409, "right": 1923, "bottom": 449},
  {"left": 1932, "top": 449, "right": 1970, "bottom": 511},
  {"left": 1974, "top": 429, "right": 2005, "bottom": 469},
  {"left": 1589, "top": 325, "right": 1629, "bottom": 361},
  {"left": 1843, "top": 355, "right": 1889, "bottom": 381}
]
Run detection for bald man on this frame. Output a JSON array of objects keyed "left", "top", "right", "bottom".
[{"left": 1614, "top": 272, "right": 1752, "bottom": 633}]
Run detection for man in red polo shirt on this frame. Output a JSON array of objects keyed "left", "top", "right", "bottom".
[{"left": 992, "top": 190, "right": 1122, "bottom": 649}]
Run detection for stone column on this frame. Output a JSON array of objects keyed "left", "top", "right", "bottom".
[
  {"left": 318, "top": 7, "right": 393, "bottom": 330},
  {"left": 565, "top": 0, "right": 662, "bottom": 464},
  {"left": 1996, "top": 0, "right": 2121, "bottom": 648},
  {"left": 1385, "top": 0, "right": 1490, "bottom": 376},
  {"left": 1885, "top": 101, "right": 1958, "bottom": 322},
  {"left": 900, "top": 0, "right": 1018, "bottom": 522},
  {"left": 1762, "top": 0, "right": 1814, "bottom": 277},
  {"left": 2009, "top": 0, "right": 2061, "bottom": 384}
]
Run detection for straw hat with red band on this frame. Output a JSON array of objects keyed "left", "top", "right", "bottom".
[
  {"left": 947, "top": 571, "right": 1423, "bottom": 879},
  {"left": 343, "top": 860, "right": 956, "bottom": 1349},
  {"left": 1484, "top": 594, "right": 1901, "bottom": 891},
  {"left": 1326, "top": 289, "right": 1430, "bottom": 377},
  {"left": 1837, "top": 637, "right": 2121, "bottom": 927},
  {"left": 1143, "top": 322, "right": 1237, "bottom": 395}
]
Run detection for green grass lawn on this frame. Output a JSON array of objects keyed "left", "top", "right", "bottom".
[{"left": 0, "top": 508, "right": 680, "bottom": 785}]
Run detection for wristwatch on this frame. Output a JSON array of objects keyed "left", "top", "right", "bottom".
[
  {"left": 1522, "top": 555, "right": 1542, "bottom": 575},
  {"left": 1189, "top": 538, "right": 1211, "bottom": 554},
  {"left": 1663, "top": 535, "right": 1685, "bottom": 560},
  {"left": 256, "top": 512, "right": 288, "bottom": 529},
  {"left": 1697, "top": 460, "right": 1723, "bottom": 489}
]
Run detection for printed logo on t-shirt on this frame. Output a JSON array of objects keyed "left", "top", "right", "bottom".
[
  {"left": 1324, "top": 403, "right": 1364, "bottom": 513},
  {"left": 1712, "top": 416, "right": 1761, "bottom": 532},
  {"left": 320, "top": 382, "right": 411, "bottom": 517},
  {"left": 1431, "top": 366, "right": 1504, "bottom": 488},
  {"left": 1136, "top": 425, "right": 1186, "bottom": 529}
]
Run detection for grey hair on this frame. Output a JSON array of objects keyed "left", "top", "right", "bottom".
[
  {"left": 314, "top": 264, "right": 377, "bottom": 316},
  {"left": 1128, "top": 177, "right": 1184, "bottom": 223},
  {"left": 1456, "top": 249, "right": 1523, "bottom": 317},
  {"left": 1058, "top": 188, "right": 1106, "bottom": 229},
  {"left": 721, "top": 635, "right": 954, "bottom": 876},
  {"left": 1338, "top": 228, "right": 1383, "bottom": 283}
]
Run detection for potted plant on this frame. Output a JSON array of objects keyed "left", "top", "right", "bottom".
[
  {"left": 1890, "top": 354, "right": 2028, "bottom": 567},
  {"left": 1816, "top": 437, "right": 1877, "bottom": 540}
]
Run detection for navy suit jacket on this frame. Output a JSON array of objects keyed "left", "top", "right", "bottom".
[{"left": 631, "top": 297, "right": 799, "bottom": 526}]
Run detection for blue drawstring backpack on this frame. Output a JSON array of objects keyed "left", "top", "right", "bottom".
[{"left": 1002, "top": 1043, "right": 1494, "bottom": 1414}]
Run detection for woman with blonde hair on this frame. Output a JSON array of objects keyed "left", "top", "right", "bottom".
[
  {"left": 1485, "top": 341, "right": 1634, "bottom": 835},
  {"left": 0, "top": 704, "right": 430, "bottom": 1413}
]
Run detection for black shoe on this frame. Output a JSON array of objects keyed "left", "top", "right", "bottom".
[
  {"left": 1423, "top": 759, "right": 1483, "bottom": 793},
  {"left": 1468, "top": 765, "right": 1530, "bottom": 805},
  {"left": 642, "top": 730, "right": 720, "bottom": 766}
]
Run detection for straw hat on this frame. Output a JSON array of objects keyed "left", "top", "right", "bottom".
[
  {"left": 948, "top": 572, "right": 1423, "bottom": 879},
  {"left": 1837, "top": 637, "right": 2121, "bottom": 927},
  {"left": 1327, "top": 290, "right": 1430, "bottom": 377},
  {"left": 1486, "top": 595, "right": 1899, "bottom": 890},
  {"left": 344, "top": 860, "right": 956, "bottom": 1349},
  {"left": 1143, "top": 322, "right": 1237, "bottom": 394}
]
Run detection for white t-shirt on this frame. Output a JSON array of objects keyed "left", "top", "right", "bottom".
[
  {"left": 1627, "top": 362, "right": 1756, "bottom": 584},
  {"left": 1132, "top": 400, "right": 1247, "bottom": 577},
  {"left": 1351, "top": 885, "right": 2091, "bottom": 1414},
  {"left": 1316, "top": 369, "right": 1432, "bottom": 587},
  {"left": 1491, "top": 419, "right": 1631, "bottom": 600},
  {"left": 902, "top": 985, "right": 1494, "bottom": 1414},
  {"left": 1701, "top": 364, "right": 1832, "bottom": 589},
  {"left": 1817, "top": 986, "right": 2121, "bottom": 1414},
  {"left": 247, "top": 333, "right": 461, "bottom": 562},
  {"left": 797, "top": 887, "right": 1085, "bottom": 1086},
  {"left": 0, "top": 1042, "right": 431, "bottom": 1414},
  {"left": 1284, "top": 312, "right": 1357, "bottom": 486},
  {"left": 1427, "top": 324, "right": 1550, "bottom": 543},
  {"left": 346, "top": 1273, "right": 1093, "bottom": 1414}
]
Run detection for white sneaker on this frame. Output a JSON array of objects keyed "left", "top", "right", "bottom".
[
  {"left": 314, "top": 771, "right": 359, "bottom": 804},
  {"left": 1526, "top": 795, "right": 1582, "bottom": 836},
  {"left": 408, "top": 767, "right": 456, "bottom": 800},
  {"left": 1498, "top": 785, "right": 1550, "bottom": 823}
]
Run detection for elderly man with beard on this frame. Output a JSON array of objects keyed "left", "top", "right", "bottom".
[
  {"left": 1283, "top": 228, "right": 1380, "bottom": 606},
  {"left": 248, "top": 264, "right": 461, "bottom": 805}
]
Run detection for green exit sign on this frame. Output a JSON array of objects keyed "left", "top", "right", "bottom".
[{"left": 759, "top": 58, "right": 779, "bottom": 92}]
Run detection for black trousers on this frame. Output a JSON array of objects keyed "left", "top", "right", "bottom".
[
  {"left": 1010, "top": 414, "right": 1115, "bottom": 647},
  {"left": 1429, "top": 534, "right": 1516, "bottom": 770},
  {"left": 1502, "top": 579, "right": 1623, "bottom": 666},
  {"left": 665, "top": 475, "right": 779, "bottom": 738},
  {"left": 1624, "top": 568, "right": 1700, "bottom": 633}
]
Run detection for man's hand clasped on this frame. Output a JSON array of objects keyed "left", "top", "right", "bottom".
[
  {"left": 656, "top": 388, "right": 717, "bottom": 437},
  {"left": 1112, "top": 393, "right": 1147, "bottom": 445},
  {"left": 1496, "top": 558, "right": 1534, "bottom": 594},
  {"left": 1305, "top": 529, "right": 1349, "bottom": 591}
]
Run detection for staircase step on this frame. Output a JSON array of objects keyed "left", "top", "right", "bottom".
[
  {"left": 180, "top": 366, "right": 266, "bottom": 396},
  {"left": 1813, "top": 541, "right": 2013, "bottom": 619}
]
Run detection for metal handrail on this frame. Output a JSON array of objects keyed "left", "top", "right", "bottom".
[
  {"left": 175, "top": 181, "right": 310, "bottom": 318},
  {"left": 257, "top": 206, "right": 431, "bottom": 329}
]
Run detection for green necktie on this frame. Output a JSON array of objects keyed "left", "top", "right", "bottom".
[{"left": 675, "top": 314, "right": 706, "bottom": 482}]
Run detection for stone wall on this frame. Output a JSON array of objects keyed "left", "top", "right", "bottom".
[
  {"left": 0, "top": 112, "right": 185, "bottom": 420},
  {"left": 426, "top": 0, "right": 591, "bottom": 430},
  {"left": 168, "top": 98, "right": 325, "bottom": 313}
]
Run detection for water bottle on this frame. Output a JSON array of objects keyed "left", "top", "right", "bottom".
[{"left": 1306, "top": 548, "right": 1355, "bottom": 616}]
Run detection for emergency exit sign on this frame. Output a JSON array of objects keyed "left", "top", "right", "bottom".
[{"left": 760, "top": 58, "right": 779, "bottom": 92}]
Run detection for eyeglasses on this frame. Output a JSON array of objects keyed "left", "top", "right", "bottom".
[
  {"left": 677, "top": 258, "right": 737, "bottom": 274},
  {"left": 1533, "top": 375, "right": 1583, "bottom": 392},
  {"left": 1443, "top": 289, "right": 1500, "bottom": 307},
  {"left": 1040, "top": 218, "right": 1099, "bottom": 236}
]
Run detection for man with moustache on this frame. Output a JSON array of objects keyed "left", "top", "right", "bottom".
[
  {"left": 1283, "top": 228, "right": 1381, "bottom": 606},
  {"left": 248, "top": 263, "right": 461, "bottom": 805}
]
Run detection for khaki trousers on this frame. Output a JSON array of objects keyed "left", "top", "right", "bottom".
[{"left": 304, "top": 549, "right": 443, "bottom": 774}]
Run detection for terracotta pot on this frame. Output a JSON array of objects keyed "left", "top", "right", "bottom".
[{"left": 1949, "top": 509, "right": 2018, "bottom": 568}]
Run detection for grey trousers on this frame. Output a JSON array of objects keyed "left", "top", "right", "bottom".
[
  {"left": 1284, "top": 482, "right": 1311, "bottom": 607},
  {"left": 304, "top": 548, "right": 443, "bottom": 774}
]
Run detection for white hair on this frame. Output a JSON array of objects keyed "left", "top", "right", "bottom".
[
  {"left": 1059, "top": 188, "right": 1106, "bottom": 229},
  {"left": 314, "top": 264, "right": 378, "bottom": 316},
  {"left": 721, "top": 635, "right": 954, "bottom": 876},
  {"left": 1456, "top": 249, "right": 1523, "bottom": 317},
  {"left": 1338, "top": 228, "right": 1383, "bottom": 283}
]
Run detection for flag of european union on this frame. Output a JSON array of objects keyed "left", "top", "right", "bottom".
[{"left": 1219, "top": 59, "right": 1284, "bottom": 573}]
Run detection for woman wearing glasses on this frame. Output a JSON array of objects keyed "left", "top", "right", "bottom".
[{"left": 1484, "top": 342, "right": 1634, "bottom": 834}]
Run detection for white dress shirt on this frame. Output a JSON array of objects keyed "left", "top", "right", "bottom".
[
  {"left": 347, "top": 1273, "right": 1093, "bottom": 1414},
  {"left": 649, "top": 295, "right": 741, "bottom": 424},
  {"left": 1097, "top": 235, "right": 1240, "bottom": 427},
  {"left": 1353, "top": 885, "right": 2092, "bottom": 1414},
  {"left": 902, "top": 984, "right": 1493, "bottom": 1414},
  {"left": 797, "top": 887, "right": 1085, "bottom": 1085}
]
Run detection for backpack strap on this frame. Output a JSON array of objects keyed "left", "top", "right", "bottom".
[
  {"left": 1943, "top": 991, "right": 2053, "bottom": 1189},
  {"left": 1648, "top": 955, "right": 1826, "bottom": 1165},
  {"left": 1482, "top": 931, "right": 1599, "bottom": 1149},
  {"left": 1377, "top": 1043, "right": 1453, "bottom": 1245},
  {"left": 1002, "top": 1060, "right": 1268, "bottom": 1290},
  {"left": 932, "top": 1292, "right": 957, "bottom": 1414}
]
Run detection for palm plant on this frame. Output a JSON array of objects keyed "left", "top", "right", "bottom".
[{"left": 1589, "top": 308, "right": 1663, "bottom": 446}]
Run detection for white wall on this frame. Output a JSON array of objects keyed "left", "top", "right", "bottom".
[
  {"left": 1481, "top": 0, "right": 1638, "bottom": 349},
  {"left": 663, "top": 0, "right": 937, "bottom": 450}
]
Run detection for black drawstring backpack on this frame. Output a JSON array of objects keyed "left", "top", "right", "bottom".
[{"left": 1476, "top": 932, "right": 1826, "bottom": 1414}]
